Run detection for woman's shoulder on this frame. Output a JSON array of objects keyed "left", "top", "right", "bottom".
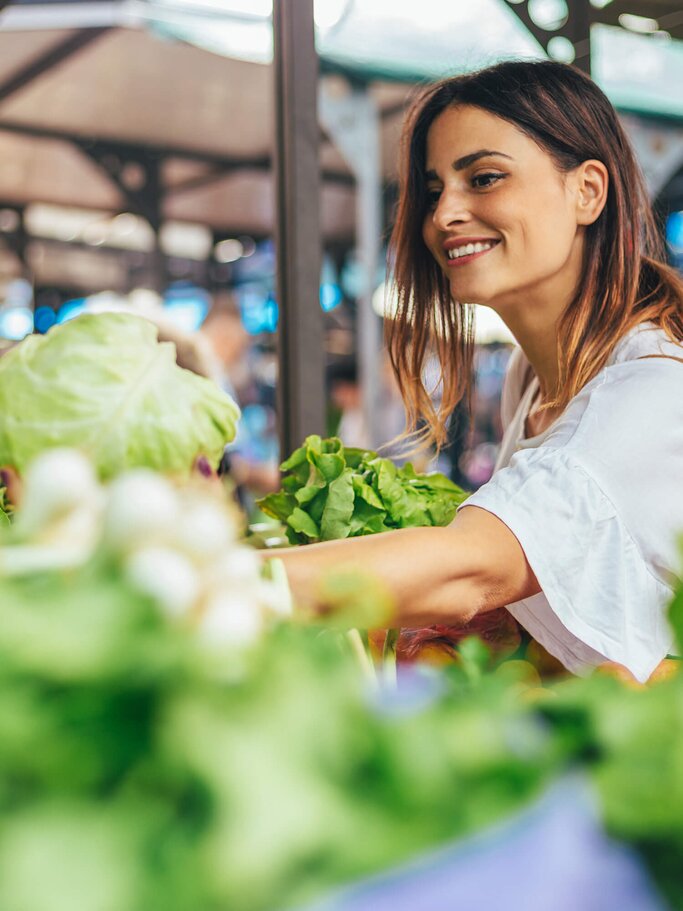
[
  {"left": 553, "top": 341, "right": 682, "bottom": 450},
  {"left": 608, "top": 321, "right": 683, "bottom": 366},
  {"left": 546, "top": 322, "right": 683, "bottom": 444},
  {"left": 515, "top": 333, "right": 683, "bottom": 461},
  {"left": 499, "top": 322, "right": 683, "bottom": 442}
]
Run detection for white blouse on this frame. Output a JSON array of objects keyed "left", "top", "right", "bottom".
[{"left": 459, "top": 322, "right": 683, "bottom": 682}]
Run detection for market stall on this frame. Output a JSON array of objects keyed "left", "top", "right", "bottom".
[
  {"left": 1, "top": 4, "right": 683, "bottom": 909},
  {"left": 1, "top": 0, "right": 682, "bottom": 451},
  {"left": 0, "top": 311, "right": 682, "bottom": 910}
]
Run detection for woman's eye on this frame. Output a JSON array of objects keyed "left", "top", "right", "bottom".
[
  {"left": 426, "top": 188, "right": 441, "bottom": 209},
  {"left": 472, "top": 172, "right": 505, "bottom": 189}
]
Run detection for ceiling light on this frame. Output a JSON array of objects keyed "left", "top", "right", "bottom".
[
  {"left": 214, "top": 238, "right": 244, "bottom": 263},
  {"left": 528, "top": 0, "right": 569, "bottom": 31},
  {"left": 547, "top": 35, "right": 575, "bottom": 63},
  {"left": 314, "top": 0, "right": 350, "bottom": 31},
  {"left": 618, "top": 13, "right": 659, "bottom": 33}
]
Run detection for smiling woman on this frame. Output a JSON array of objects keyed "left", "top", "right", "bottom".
[
  {"left": 276, "top": 60, "right": 683, "bottom": 683},
  {"left": 422, "top": 108, "right": 599, "bottom": 347},
  {"left": 389, "top": 61, "right": 682, "bottom": 447}
]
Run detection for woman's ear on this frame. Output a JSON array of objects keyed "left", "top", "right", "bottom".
[{"left": 575, "top": 159, "right": 609, "bottom": 226}]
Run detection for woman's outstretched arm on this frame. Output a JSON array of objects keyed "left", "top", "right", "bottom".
[{"left": 272, "top": 505, "right": 541, "bottom": 627}]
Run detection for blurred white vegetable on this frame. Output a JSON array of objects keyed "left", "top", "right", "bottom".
[
  {"left": 103, "top": 472, "right": 180, "bottom": 551},
  {"left": 125, "top": 546, "right": 201, "bottom": 618},
  {"left": 172, "top": 496, "right": 237, "bottom": 562},
  {"left": 16, "top": 448, "right": 102, "bottom": 538},
  {"left": 0, "top": 449, "right": 291, "bottom": 652},
  {"left": 198, "top": 593, "right": 264, "bottom": 649}
]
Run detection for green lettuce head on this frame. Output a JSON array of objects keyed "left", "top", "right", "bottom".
[{"left": 0, "top": 312, "right": 240, "bottom": 479}]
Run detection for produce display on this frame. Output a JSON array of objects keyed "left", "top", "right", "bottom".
[
  {"left": 0, "top": 444, "right": 529, "bottom": 911},
  {"left": 257, "top": 435, "right": 468, "bottom": 545},
  {"left": 1, "top": 317, "right": 682, "bottom": 911},
  {"left": 258, "top": 436, "right": 526, "bottom": 666},
  {"left": 0, "top": 449, "right": 681, "bottom": 910},
  {"left": 0, "top": 313, "right": 239, "bottom": 480}
]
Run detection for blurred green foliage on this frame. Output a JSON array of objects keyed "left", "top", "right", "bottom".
[{"left": 0, "top": 544, "right": 682, "bottom": 910}]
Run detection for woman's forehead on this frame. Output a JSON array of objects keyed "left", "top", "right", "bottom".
[{"left": 425, "top": 105, "right": 536, "bottom": 165}]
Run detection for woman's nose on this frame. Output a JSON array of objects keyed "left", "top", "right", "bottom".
[{"left": 432, "top": 188, "right": 471, "bottom": 231}]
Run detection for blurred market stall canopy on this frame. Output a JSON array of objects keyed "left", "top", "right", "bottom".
[
  {"left": 148, "top": 0, "right": 683, "bottom": 117},
  {"left": 0, "top": 0, "right": 681, "bottom": 293}
]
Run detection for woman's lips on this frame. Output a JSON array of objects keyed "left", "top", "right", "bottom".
[{"left": 445, "top": 240, "right": 500, "bottom": 268}]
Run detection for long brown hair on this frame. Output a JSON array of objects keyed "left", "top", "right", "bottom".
[{"left": 387, "top": 60, "right": 683, "bottom": 449}]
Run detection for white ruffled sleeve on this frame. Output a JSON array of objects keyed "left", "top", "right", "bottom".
[{"left": 460, "top": 358, "right": 683, "bottom": 682}]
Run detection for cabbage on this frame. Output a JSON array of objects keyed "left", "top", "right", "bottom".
[{"left": 0, "top": 313, "right": 239, "bottom": 479}]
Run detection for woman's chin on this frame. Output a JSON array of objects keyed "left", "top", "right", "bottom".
[{"left": 448, "top": 280, "right": 498, "bottom": 306}]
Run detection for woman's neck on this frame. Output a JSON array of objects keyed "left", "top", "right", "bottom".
[
  {"left": 501, "top": 311, "right": 561, "bottom": 403},
  {"left": 515, "top": 326, "right": 560, "bottom": 402},
  {"left": 489, "top": 237, "right": 583, "bottom": 402}
]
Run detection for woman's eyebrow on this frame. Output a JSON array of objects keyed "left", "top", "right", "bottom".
[
  {"left": 425, "top": 149, "right": 513, "bottom": 180},
  {"left": 453, "top": 149, "right": 513, "bottom": 170}
]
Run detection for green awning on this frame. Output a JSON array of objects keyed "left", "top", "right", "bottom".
[{"left": 144, "top": 0, "right": 683, "bottom": 121}]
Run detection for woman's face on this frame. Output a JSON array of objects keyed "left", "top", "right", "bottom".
[{"left": 422, "top": 104, "right": 585, "bottom": 313}]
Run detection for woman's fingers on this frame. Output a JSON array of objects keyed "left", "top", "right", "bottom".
[{"left": 0, "top": 466, "right": 22, "bottom": 507}]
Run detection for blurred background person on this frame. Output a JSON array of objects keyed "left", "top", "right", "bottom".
[
  {"left": 201, "top": 297, "right": 280, "bottom": 502},
  {"left": 326, "top": 358, "right": 368, "bottom": 448},
  {"left": 327, "top": 352, "right": 408, "bottom": 455}
]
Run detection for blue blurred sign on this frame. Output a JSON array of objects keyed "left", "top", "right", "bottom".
[
  {"left": 163, "top": 283, "right": 210, "bottom": 331},
  {"left": 34, "top": 305, "right": 57, "bottom": 334},
  {"left": 56, "top": 298, "right": 87, "bottom": 323},
  {"left": 239, "top": 288, "right": 279, "bottom": 334},
  {"left": 320, "top": 282, "right": 342, "bottom": 312},
  {"left": 666, "top": 211, "right": 683, "bottom": 253},
  {"left": 0, "top": 306, "right": 33, "bottom": 340}
]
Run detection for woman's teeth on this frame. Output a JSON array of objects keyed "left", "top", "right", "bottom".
[{"left": 447, "top": 241, "right": 496, "bottom": 260}]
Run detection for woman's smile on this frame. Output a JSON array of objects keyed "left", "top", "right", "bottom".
[{"left": 444, "top": 237, "right": 501, "bottom": 267}]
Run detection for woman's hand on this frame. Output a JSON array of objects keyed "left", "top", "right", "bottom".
[
  {"left": 269, "top": 505, "right": 540, "bottom": 627},
  {"left": 0, "top": 466, "right": 21, "bottom": 508}
]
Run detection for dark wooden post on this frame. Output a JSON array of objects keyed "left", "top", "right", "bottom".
[{"left": 273, "top": 0, "right": 325, "bottom": 458}]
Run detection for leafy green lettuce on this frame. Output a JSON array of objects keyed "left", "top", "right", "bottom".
[
  {"left": 257, "top": 435, "right": 469, "bottom": 544},
  {"left": 0, "top": 313, "right": 240, "bottom": 479}
]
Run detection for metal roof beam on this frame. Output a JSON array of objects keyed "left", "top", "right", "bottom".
[
  {"left": 78, "top": 140, "right": 162, "bottom": 228},
  {"left": 0, "top": 118, "right": 267, "bottom": 168},
  {"left": 0, "top": 27, "right": 111, "bottom": 105},
  {"left": 167, "top": 162, "right": 354, "bottom": 196},
  {"left": 165, "top": 164, "right": 262, "bottom": 197},
  {"left": 0, "top": 119, "right": 354, "bottom": 187},
  {"left": 502, "top": 0, "right": 592, "bottom": 73}
]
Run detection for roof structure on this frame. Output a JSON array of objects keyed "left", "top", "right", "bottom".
[
  {"left": 0, "top": 0, "right": 680, "bottom": 294},
  {"left": 579, "top": 0, "right": 683, "bottom": 39}
]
